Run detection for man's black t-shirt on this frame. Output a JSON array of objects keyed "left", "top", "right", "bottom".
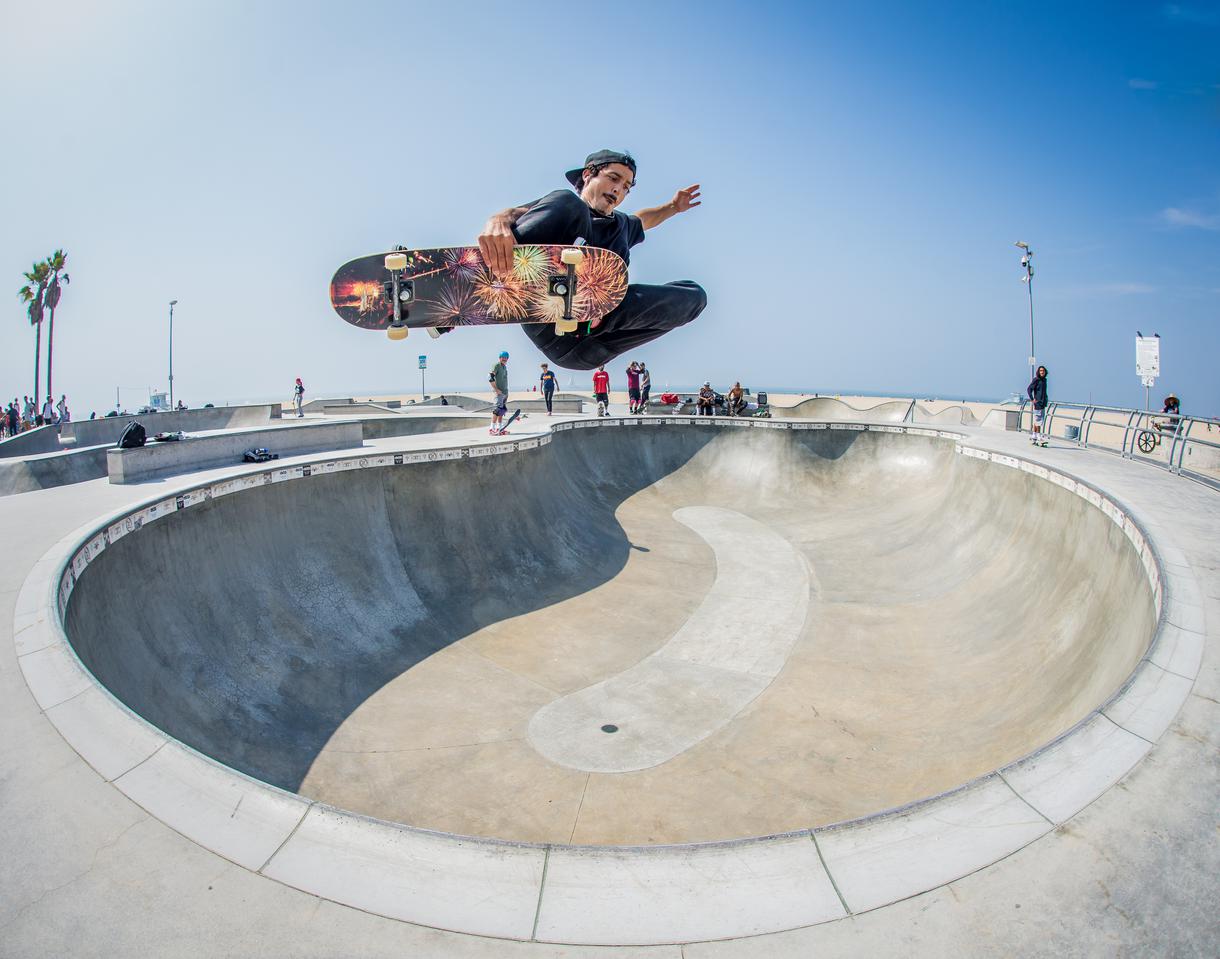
[{"left": 514, "top": 190, "right": 646, "bottom": 266}]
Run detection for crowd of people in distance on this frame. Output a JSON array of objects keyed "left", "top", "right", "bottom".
[
  {"left": 484, "top": 349, "right": 768, "bottom": 433},
  {"left": 1, "top": 395, "right": 72, "bottom": 438}
]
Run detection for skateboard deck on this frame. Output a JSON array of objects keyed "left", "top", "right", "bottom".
[
  {"left": 492, "top": 409, "right": 522, "bottom": 435},
  {"left": 330, "top": 244, "right": 628, "bottom": 340}
]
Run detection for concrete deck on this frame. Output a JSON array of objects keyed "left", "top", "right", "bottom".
[{"left": 1, "top": 414, "right": 1215, "bottom": 956}]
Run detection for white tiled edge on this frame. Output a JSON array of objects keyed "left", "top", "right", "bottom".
[{"left": 11, "top": 418, "right": 1204, "bottom": 944}]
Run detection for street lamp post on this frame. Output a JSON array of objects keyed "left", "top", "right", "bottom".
[
  {"left": 168, "top": 300, "right": 178, "bottom": 409},
  {"left": 1015, "top": 242, "right": 1035, "bottom": 385}
]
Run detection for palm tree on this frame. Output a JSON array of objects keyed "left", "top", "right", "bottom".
[
  {"left": 17, "top": 260, "right": 49, "bottom": 407},
  {"left": 43, "top": 249, "right": 69, "bottom": 401}
]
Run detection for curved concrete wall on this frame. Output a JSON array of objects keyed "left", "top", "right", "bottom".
[{"left": 63, "top": 425, "right": 1154, "bottom": 845}]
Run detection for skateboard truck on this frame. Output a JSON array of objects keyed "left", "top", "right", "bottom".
[
  {"left": 549, "top": 247, "right": 584, "bottom": 335},
  {"left": 384, "top": 251, "right": 413, "bottom": 340}
]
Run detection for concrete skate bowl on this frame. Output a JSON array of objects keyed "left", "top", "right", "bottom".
[
  {"left": 774, "top": 396, "right": 910, "bottom": 421},
  {"left": 59, "top": 422, "right": 1158, "bottom": 851}
]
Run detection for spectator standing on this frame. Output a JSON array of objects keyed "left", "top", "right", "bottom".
[
  {"left": 539, "top": 363, "right": 557, "bottom": 415},
  {"left": 489, "top": 350, "right": 510, "bottom": 433},
  {"left": 625, "top": 361, "right": 642, "bottom": 414},
  {"left": 23, "top": 396, "right": 35, "bottom": 425},
  {"left": 56, "top": 395, "right": 70, "bottom": 423},
  {"left": 293, "top": 377, "right": 305, "bottom": 417},
  {"left": 592, "top": 365, "right": 611, "bottom": 416},
  {"left": 638, "top": 362, "right": 651, "bottom": 413},
  {"left": 42, "top": 395, "right": 54, "bottom": 426},
  {"left": 1026, "top": 365, "right": 1049, "bottom": 447}
]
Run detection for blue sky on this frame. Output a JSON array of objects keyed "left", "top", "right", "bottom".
[{"left": 3, "top": 1, "right": 1217, "bottom": 415}]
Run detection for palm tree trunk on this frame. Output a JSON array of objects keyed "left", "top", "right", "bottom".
[
  {"left": 46, "top": 308, "right": 55, "bottom": 401},
  {"left": 33, "top": 322, "right": 42, "bottom": 412}
]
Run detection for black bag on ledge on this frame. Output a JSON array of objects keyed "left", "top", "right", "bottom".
[{"left": 117, "top": 421, "right": 146, "bottom": 449}]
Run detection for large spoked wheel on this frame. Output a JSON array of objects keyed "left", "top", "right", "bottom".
[{"left": 1136, "top": 430, "right": 1156, "bottom": 454}]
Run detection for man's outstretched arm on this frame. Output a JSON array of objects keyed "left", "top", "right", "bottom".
[
  {"left": 478, "top": 205, "right": 532, "bottom": 275},
  {"left": 635, "top": 184, "right": 702, "bottom": 230}
]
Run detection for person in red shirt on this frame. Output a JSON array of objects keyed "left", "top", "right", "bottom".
[{"left": 592, "top": 365, "right": 610, "bottom": 416}]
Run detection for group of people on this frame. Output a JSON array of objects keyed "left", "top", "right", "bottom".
[
  {"left": 486, "top": 354, "right": 658, "bottom": 433},
  {"left": 1, "top": 395, "right": 71, "bottom": 438},
  {"left": 591, "top": 361, "right": 652, "bottom": 416},
  {"left": 696, "top": 381, "right": 749, "bottom": 417}
]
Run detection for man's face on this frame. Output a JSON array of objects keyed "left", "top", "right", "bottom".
[{"left": 580, "top": 163, "right": 635, "bottom": 215}]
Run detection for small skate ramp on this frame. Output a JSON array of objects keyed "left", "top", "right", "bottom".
[
  {"left": 60, "top": 422, "right": 1156, "bottom": 847},
  {"left": 774, "top": 396, "right": 910, "bottom": 421},
  {"left": 911, "top": 403, "right": 980, "bottom": 426}
]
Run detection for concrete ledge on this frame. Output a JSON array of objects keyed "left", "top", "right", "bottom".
[
  {"left": 0, "top": 423, "right": 61, "bottom": 458},
  {"left": 0, "top": 443, "right": 109, "bottom": 496},
  {"left": 62, "top": 403, "right": 282, "bottom": 448},
  {"left": 263, "top": 806, "right": 547, "bottom": 940},
  {"left": 106, "top": 421, "right": 364, "bottom": 484},
  {"left": 536, "top": 836, "right": 845, "bottom": 944}
]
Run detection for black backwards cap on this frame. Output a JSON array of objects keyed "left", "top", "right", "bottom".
[{"left": 565, "top": 150, "right": 637, "bottom": 188}]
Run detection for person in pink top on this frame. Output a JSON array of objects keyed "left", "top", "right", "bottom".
[
  {"left": 625, "top": 361, "right": 642, "bottom": 414},
  {"left": 592, "top": 365, "right": 610, "bottom": 416}
]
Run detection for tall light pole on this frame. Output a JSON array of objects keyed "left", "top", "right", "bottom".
[
  {"left": 1015, "top": 242, "right": 1035, "bottom": 385},
  {"left": 168, "top": 300, "right": 178, "bottom": 409}
]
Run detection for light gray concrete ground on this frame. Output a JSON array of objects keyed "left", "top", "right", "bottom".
[{"left": 1, "top": 417, "right": 1215, "bottom": 956}]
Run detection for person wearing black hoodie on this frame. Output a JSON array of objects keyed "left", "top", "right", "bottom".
[{"left": 1027, "top": 365, "right": 1049, "bottom": 447}]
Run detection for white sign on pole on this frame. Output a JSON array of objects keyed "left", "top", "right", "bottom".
[
  {"left": 1135, "top": 336, "right": 1160, "bottom": 379},
  {"left": 418, "top": 355, "right": 427, "bottom": 370}
]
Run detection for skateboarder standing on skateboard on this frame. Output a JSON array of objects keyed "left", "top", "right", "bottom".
[
  {"left": 477, "top": 149, "right": 706, "bottom": 371},
  {"left": 293, "top": 377, "right": 305, "bottom": 417},
  {"left": 592, "top": 365, "right": 610, "bottom": 416},
  {"left": 1027, "top": 365, "right": 1049, "bottom": 446},
  {"left": 489, "top": 351, "right": 509, "bottom": 433}
]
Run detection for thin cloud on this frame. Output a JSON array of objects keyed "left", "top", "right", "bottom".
[
  {"left": 1049, "top": 283, "right": 1157, "bottom": 299},
  {"left": 1162, "top": 207, "right": 1220, "bottom": 230},
  {"left": 1163, "top": 4, "right": 1220, "bottom": 25},
  {"left": 1128, "top": 78, "right": 1160, "bottom": 90},
  {"left": 1099, "top": 283, "right": 1156, "bottom": 295}
]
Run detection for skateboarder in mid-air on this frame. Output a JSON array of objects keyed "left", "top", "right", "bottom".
[{"left": 478, "top": 149, "right": 707, "bottom": 371}]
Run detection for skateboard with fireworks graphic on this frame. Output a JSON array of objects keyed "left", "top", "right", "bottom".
[{"left": 329, "top": 244, "right": 628, "bottom": 340}]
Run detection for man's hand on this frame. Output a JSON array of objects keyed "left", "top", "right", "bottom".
[
  {"left": 671, "top": 184, "right": 701, "bottom": 214},
  {"left": 636, "top": 184, "right": 702, "bottom": 230},
  {"left": 478, "top": 211, "right": 517, "bottom": 276}
]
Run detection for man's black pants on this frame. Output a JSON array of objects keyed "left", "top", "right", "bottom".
[{"left": 513, "top": 191, "right": 706, "bottom": 371}]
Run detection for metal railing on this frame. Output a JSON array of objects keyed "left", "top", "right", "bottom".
[{"left": 1013, "top": 398, "right": 1220, "bottom": 490}]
